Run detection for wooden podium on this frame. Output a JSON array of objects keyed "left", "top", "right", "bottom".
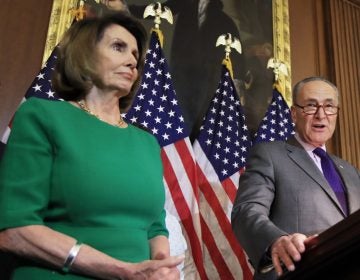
[{"left": 280, "top": 209, "right": 360, "bottom": 280}]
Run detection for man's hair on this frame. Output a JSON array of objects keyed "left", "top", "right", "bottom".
[
  {"left": 292, "top": 76, "right": 339, "bottom": 104},
  {"left": 52, "top": 11, "right": 147, "bottom": 110}
]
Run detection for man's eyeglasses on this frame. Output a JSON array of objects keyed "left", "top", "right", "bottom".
[{"left": 294, "top": 104, "right": 340, "bottom": 115}]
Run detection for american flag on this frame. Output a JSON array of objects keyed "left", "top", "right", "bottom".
[
  {"left": 0, "top": 48, "right": 60, "bottom": 144},
  {"left": 253, "top": 87, "right": 295, "bottom": 143},
  {"left": 193, "top": 64, "right": 253, "bottom": 279},
  {"left": 124, "top": 31, "right": 207, "bottom": 280}
]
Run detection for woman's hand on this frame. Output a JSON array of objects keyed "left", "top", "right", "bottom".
[{"left": 122, "top": 255, "right": 184, "bottom": 280}]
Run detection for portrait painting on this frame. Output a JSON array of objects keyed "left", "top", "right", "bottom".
[{"left": 44, "top": 0, "right": 291, "bottom": 140}]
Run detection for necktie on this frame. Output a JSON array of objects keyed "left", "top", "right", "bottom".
[{"left": 313, "top": 148, "right": 348, "bottom": 216}]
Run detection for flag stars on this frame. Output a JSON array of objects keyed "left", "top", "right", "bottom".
[
  {"left": 134, "top": 105, "right": 141, "bottom": 111},
  {"left": 148, "top": 99, "right": 155, "bottom": 106},
  {"left": 168, "top": 110, "right": 175, "bottom": 117},
  {"left": 162, "top": 133, "right": 170, "bottom": 140},
  {"left": 37, "top": 73, "right": 45, "bottom": 80},
  {"left": 145, "top": 110, "right": 152, "bottom": 117},
  {"left": 206, "top": 139, "right": 212, "bottom": 145},
  {"left": 46, "top": 89, "right": 55, "bottom": 98},
  {"left": 165, "top": 122, "right": 172, "bottom": 129},
  {"left": 32, "top": 84, "right": 42, "bottom": 92},
  {"left": 160, "top": 95, "right": 167, "bottom": 102},
  {"left": 176, "top": 127, "right": 183, "bottom": 134},
  {"left": 157, "top": 105, "right": 164, "bottom": 112},
  {"left": 141, "top": 83, "right": 149, "bottom": 89}
]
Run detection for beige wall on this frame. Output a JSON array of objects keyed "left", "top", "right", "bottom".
[{"left": 289, "top": 0, "right": 329, "bottom": 83}]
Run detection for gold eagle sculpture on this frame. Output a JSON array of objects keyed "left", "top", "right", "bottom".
[
  {"left": 143, "top": 2, "right": 173, "bottom": 29},
  {"left": 267, "top": 58, "right": 288, "bottom": 81},
  {"left": 216, "top": 33, "right": 242, "bottom": 60}
]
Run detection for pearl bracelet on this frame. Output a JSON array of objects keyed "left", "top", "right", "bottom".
[{"left": 62, "top": 241, "right": 82, "bottom": 273}]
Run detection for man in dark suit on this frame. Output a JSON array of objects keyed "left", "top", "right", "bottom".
[{"left": 231, "top": 76, "right": 360, "bottom": 280}]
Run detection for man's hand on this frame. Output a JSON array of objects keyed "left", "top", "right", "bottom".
[{"left": 270, "top": 233, "right": 317, "bottom": 277}]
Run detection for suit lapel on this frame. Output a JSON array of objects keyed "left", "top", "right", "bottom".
[{"left": 285, "top": 138, "right": 346, "bottom": 217}]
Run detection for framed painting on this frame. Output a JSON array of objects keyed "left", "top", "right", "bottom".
[{"left": 44, "top": 0, "right": 291, "bottom": 138}]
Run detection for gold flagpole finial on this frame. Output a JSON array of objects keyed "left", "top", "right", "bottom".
[
  {"left": 216, "top": 33, "right": 242, "bottom": 79},
  {"left": 143, "top": 2, "right": 173, "bottom": 47},
  {"left": 143, "top": 2, "right": 173, "bottom": 30},
  {"left": 267, "top": 58, "right": 288, "bottom": 82},
  {"left": 216, "top": 33, "right": 242, "bottom": 60}
]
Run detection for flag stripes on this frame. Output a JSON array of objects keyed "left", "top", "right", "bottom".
[
  {"left": 193, "top": 65, "right": 253, "bottom": 279},
  {"left": 125, "top": 31, "right": 207, "bottom": 279}
]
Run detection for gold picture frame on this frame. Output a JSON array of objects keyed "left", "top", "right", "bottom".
[{"left": 42, "top": 0, "right": 78, "bottom": 65}]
